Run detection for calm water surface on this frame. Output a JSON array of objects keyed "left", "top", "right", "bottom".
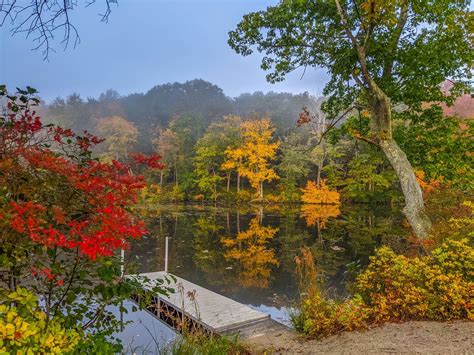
[{"left": 116, "top": 203, "right": 406, "bottom": 350}]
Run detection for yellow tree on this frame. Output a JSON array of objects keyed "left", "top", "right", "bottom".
[
  {"left": 225, "top": 118, "right": 279, "bottom": 200},
  {"left": 95, "top": 116, "right": 138, "bottom": 161},
  {"left": 222, "top": 146, "right": 245, "bottom": 193}
]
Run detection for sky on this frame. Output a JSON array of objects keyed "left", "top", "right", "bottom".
[{"left": 0, "top": 0, "right": 328, "bottom": 103}]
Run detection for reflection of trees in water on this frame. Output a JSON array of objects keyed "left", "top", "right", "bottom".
[
  {"left": 300, "top": 204, "right": 341, "bottom": 228},
  {"left": 221, "top": 217, "right": 279, "bottom": 289},
  {"left": 133, "top": 204, "right": 405, "bottom": 300},
  {"left": 191, "top": 216, "right": 240, "bottom": 291},
  {"left": 300, "top": 204, "right": 341, "bottom": 241},
  {"left": 330, "top": 206, "right": 406, "bottom": 263}
]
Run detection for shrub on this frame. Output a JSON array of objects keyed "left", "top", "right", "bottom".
[
  {"left": 293, "top": 238, "right": 473, "bottom": 338},
  {"left": 0, "top": 288, "right": 80, "bottom": 354},
  {"left": 0, "top": 87, "right": 167, "bottom": 350}
]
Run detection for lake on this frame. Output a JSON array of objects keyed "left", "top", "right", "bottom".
[{"left": 117, "top": 203, "right": 406, "bottom": 351}]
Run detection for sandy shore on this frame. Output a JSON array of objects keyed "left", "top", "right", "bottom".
[{"left": 245, "top": 320, "right": 473, "bottom": 354}]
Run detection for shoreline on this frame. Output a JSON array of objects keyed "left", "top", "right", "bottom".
[{"left": 244, "top": 320, "right": 473, "bottom": 354}]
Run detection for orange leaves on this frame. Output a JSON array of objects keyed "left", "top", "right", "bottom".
[
  {"left": 299, "top": 180, "right": 341, "bottom": 228},
  {"left": 52, "top": 206, "right": 66, "bottom": 224},
  {"left": 296, "top": 106, "right": 312, "bottom": 127},
  {"left": 415, "top": 170, "right": 445, "bottom": 195},
  {"left": 301, "top": 180, "right": 341, "bottom": 205}
]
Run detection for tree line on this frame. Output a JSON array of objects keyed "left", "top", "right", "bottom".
[{"left": 40, "top": 79, "right": 473, "bottom": 206}]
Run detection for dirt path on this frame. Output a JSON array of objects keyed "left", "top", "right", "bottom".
[{"left": 244, "top": 321, "right": 473, "bottom": 354}]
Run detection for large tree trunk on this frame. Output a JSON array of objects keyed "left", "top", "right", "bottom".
[
  {"left": 379, "top": 138, "right": 432, "bottom": 238},
  {"left": 369, "top": 90, "right": 432, "bottom": 238}
]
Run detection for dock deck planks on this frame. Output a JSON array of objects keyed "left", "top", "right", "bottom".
[{"left": 135, "top": 271, "right": 270, "bottom": 334}]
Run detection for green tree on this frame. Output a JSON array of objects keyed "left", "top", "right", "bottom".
[
  {"left": 394, "top": 108, "right": 474, "bottom": 190},
  {"left": 278, "top": 131, "right": 311, "bottom": 201},
  {"left": 195, "top": 144, "right": 224, "bottom": 201},
  {"left": 342, "top": 151, "right": 398, "bottom": 202},
  {"left": 194, "top": 115, "right": 242, "bottom": 200},
  {"left": 228, "top": 0, "right": 472, "bottom": 238}
]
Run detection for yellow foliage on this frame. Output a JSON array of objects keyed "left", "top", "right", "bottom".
[
  {"left": 96, "top": 115, "right": 139, "bottom": 161},
  {"left": 448, "top": 201, "right": 474, "bottom": 239},
  {"left": 221, "top": 218, "right": 279, "bottom": 288},
  {"left": 0, "top": 288, "right": 80, "bottom": 354},
  {"left": 301, "top": 180, "right": 341, "bottom": 204},
  {"left": 293, "top": 238, "right": 473, "bottom": 338},
  {"left": 223, "top": 118, "right": 279, "bottom": 198}
]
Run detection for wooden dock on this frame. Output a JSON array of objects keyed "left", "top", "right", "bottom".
[{"left": 130, "top": 271, "right": 287, "bottom": 337}]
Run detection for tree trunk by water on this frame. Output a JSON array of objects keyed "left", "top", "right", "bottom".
[
  {"left": 328, "top": 13, "right": 434, "bottom": 238},
  {"left": 316, "top": 161, "right": 322, "bottom": 187},
  {"left": 368, "top": 88, "right": 432, "bottom": 238},
  {"left": 379, "top": 138, "right": 432, "bottom": 238}
]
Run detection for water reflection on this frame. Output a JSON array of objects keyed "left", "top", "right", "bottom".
[
  {"left": 221, "top": 217, "right": 279, "bottom": 289},
  {"left": 130, "top": 204, "right": 405, "bottom": 322}
]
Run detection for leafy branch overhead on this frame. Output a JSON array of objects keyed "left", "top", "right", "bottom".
[{"left": 228, "top": 0, "right": 472, "bottom": 120}]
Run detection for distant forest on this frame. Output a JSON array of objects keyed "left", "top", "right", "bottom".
[{"left": 41, "top": 79, "right": 321, "bottom": 152}]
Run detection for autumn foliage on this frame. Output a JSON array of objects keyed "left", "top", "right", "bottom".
[
  {"left": 301, "top": 180, "right": 341, "bottom": 205},
  {"left": 293, "top": 239, "right": 473, "bottom": 338},
  {"left": 0, "top": 87, "right": 164, "bottom": 351},
  {"left": 415, "top": 170, "right": 445, "bottom": 195},
  {"left": 0, "top": 102, "right": 157, "bottom": 260},
  {"left": 300, "top": 204, "right": 341, "bottom": 229},
  {"left": 224, "top": 118, "right": 279, "bottom": 199},
  {"left": 221, "top": 218, "right": 279, "bottom": 289}
]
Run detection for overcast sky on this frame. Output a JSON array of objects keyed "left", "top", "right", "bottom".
[{"left": 0, "top": 0, "right": 328, "bottom": 102}]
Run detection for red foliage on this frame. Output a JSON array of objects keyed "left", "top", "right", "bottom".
[
  {"left": 130, "top": 152, "right": 165, "bottom": 169},
  {"left": 1, "top": 93, "right": 162, "bottom": 260}
]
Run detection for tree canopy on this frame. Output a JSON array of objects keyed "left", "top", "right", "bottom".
[
  {"left": 228, "top": 0, "right": 473, "bottom": 238},
  {"left": 229, "top": 0, "right": 472, "bottom": 119}
]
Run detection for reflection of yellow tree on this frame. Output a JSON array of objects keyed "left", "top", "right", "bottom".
[
  {"left": 221, "top": 218, "right": 279, "bottom": 289},
  {"left": 300, "top": 204, "right": 341, "bottom": 229}
]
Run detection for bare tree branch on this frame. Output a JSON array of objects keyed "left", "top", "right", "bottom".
[
  {"left": 0, "top": 0, "right": 118, "bottom": 59},
  {"left": 316, "top": 105, "right": 356, "bottom": 145}
]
